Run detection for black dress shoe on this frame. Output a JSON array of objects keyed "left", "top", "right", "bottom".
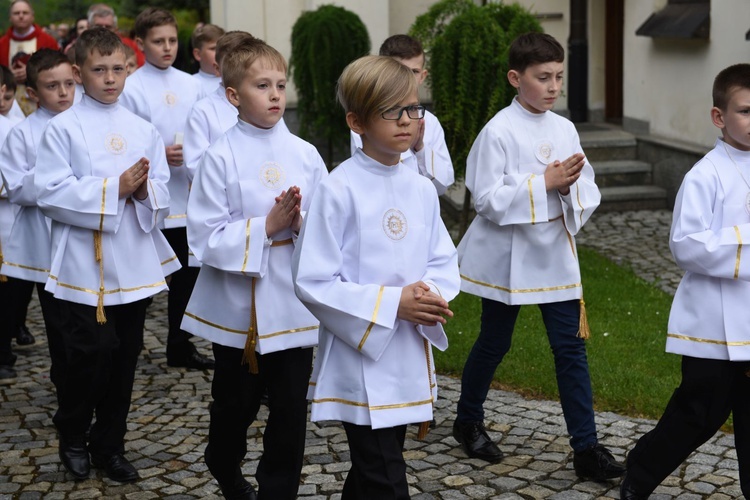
[
  {"left": 0, "top": 365, "right": 16, "bottom": 383},
  {"left": 452, "top": 420, "right": 504, "bottom": 463},
  {"left": 573, "top": 443, "right": 626, "bottom": 480},
  {"left": 218, "top": 476, "right": 258, "bottom": 500},
  {"left": 59, "top": 438, "right": 90, "bottom": 480},
  {"left": 15, "top": 325, "right": 35, "bottom": 346},
  {"left": 620, "top": 474, "right": 649, "bottom": 499},
  {"left": 91, "top": 453, "right": 139, "bottom": 483},
  {"left": 167, "top": 350, "right": 215, "bottom": 370}
]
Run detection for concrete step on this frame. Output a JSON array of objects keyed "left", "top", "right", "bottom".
[
  {"left": 591, "top": 160, "right": 653, "bottom": 187},
  {"left": 580, "top": 129, "right": 637, "bottom": 162},
  {"left": 598, "top": 185, "right": 668, "bottom": 212}
]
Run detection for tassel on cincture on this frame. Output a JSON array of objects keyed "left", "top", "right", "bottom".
[
  {"left": 577, "top": 298, "right": 590, "bottom": 340},
  {"left": 417, "top": 421, "right": 430, "bottom": 440},
  {"left": 242, "top": 332, "right": 259, "bottom": 374},
  {"left": 0, "top": 246, "right": 7, "bottom": 282},
  {"left": 96, "top": 289, "right": 107, "bottom": 324},
  {"left": 94, "top": 230, "right": 107, "bottom": 324}
]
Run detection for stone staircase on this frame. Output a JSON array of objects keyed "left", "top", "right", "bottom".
[{"left": 579, "top": 125, "right": 667, "bottom": 211}]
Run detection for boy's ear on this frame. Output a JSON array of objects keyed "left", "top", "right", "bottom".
[
  {"left": 417, "top": 68, "right": 428, "bottom": 86},
  {"left": 26, "top": 86, "right": 39, "bottom": 104},
  {"left": 507, "top": 69, "right": 521, "bottom": 89},
  {"left": 192, "top": 47, "right": 201, "bottom": 62},
  {"left": 346, "top": 111, "right": 365, "bottom": 135},
  {"left": 710, "top": 106, "right": 726, "bottom": 130},
  {"left": 135, "top": 37, "right": 145, "bottom": 53},
  {"left": 72, "top": 64, "right": 82, "bottom": 84},
  {"left": 225, "top": 86, "right": 240, "bottom": 107}
]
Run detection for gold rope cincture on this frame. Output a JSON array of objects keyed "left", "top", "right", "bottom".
[
  {"left": 0, "top": 236, "right": 6, "bottom": 282},
  {"left": 562, "top": 223, "right": 590, "bottom": 340},
  {"left": 242, "top": 276, "right": 259, "bottom": 374},
  {"left": 94, "top": 230, "right": 107, "bottom": 324},
  {"left": 417, "top": 338, "right": 432, "bottom": 440},
  {"left": 241, "top": 238, "right": 294, "bottom": 373}
]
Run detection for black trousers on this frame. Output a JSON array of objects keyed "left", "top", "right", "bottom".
[
  {"left": 14, "top": 277, "right": 34, "bottom": 330},
  {"left": 626, "top": 356, "right": 750, "bottom": 497},
  {"left": 162, "top": 227, "right": 200, "bottom": 360},
  {"left": 36, "top": 284, "right": 66, "bottom": 394},
  {"left": 51, "top": 299, "right": 148, "bottom": 457},
  {"left": 0, "top": 278, "right": 17, "bottom": 362},
  {"left": 205, "top": 343, "right": 312, "bottom": 500},
  {"left": 342, "top": 423, "right": 410, "bottom": 500}
]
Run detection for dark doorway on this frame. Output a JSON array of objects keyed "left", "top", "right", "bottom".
[{"left": 605, "top": 0, "right": 624, "bottom": 121}]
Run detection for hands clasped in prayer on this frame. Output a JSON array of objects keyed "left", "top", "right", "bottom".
[{"left": 119, "top": 157, "right": 150, "bottom": 200}]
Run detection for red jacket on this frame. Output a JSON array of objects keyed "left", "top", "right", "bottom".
[{"left": 0, "top": 24, "right": 59, "bottom": 66}]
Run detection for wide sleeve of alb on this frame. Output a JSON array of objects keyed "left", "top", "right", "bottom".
[
  {"left": 670, "top": 157, "right": 750, "bottom": 280},
  {"left": 34, "top": 119, "right": 122, "bottom": 232},
  {"left": 292, "top": 180, "right": 401, "bottom": 362},
  {"left": 558, "top": 132, "right": 600, "bottom": 235},
  {"left": 0, "top": 123, "right": 36, "bottom": 206},
  {"left": 186, "top": 143, "right": 269, "bottom": 276},
  {"left": 466, "top": 120, "right": 548, "bottom": 226},
  {"left": 416, "top": 189, "right": 460, "bottom": 350},
  {"left": 412, "top": 114, "right": 454, "bottom": 196},
  {"left": 133, "top": 127, "right": 171, "bottom": 232},
  {"left": 184, "top": 102, "right": 211, "bottom": 182}
]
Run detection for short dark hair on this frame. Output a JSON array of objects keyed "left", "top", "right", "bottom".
[
  {"left": 713, "top": 63, "right": 750, "bottom": 111},
  {"left": 26, "top": 48, "right": 71, "bottom": 90},
  {"left": 508, "top": 32, "right": 564, "bottom": 73},
  {"left": 75, "top": 26, "right": 125, "bottom": 66},
  {"left": 379, "top": 34, "right": 424, "bottom": 60},
  {"left": 134, "top": 7, "right": 177, "bottom": 40},
  {"left": 0, "top": 65, "right": 15, "bottom": 92}
]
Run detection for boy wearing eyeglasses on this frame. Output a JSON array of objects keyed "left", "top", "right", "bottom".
[{"left": 293, "top": 55, "right": 459, "bottom": 498}]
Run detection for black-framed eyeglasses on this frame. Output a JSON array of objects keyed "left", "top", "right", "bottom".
[{"left": 381, "top": 104, "right": 425, "bottom": 121}]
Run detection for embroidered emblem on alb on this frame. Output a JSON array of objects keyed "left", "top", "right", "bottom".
[
  {"left": 164, "top": 91, "right": 178, "bottom": 107},
  {"left": 104, "top": 133, "right": 127, "bottom": 155},
  {"left": 259, "top": 162, "right": 285, "bottom": 189},
  {"left": 534, "top": 139, "right": 554, "bottom": 164},
  {"left": 382, "top": 209, "right": 408, "bottom": 240}
]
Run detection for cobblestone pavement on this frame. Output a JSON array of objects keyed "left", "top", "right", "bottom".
[{"left": 1, "top": 210, "right": 743, "bottom": 499}]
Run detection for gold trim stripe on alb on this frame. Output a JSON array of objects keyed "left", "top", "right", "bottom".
[
  {"left": 161, "top": 255, "right": 178, "bottom": 266},
  {"left": 1, "top": 262, "right": 49, "bottom": 273},
  {"left": 241, "top": 219, "right": 251, "bottom": 273},
  {"left": 668, "top": 332, "right": 750, "bottom": 347},
  {"left": 183, "top": 311, "right": 317, "bottom": 339},
  {"left": 461, "top": 274, "right": 581, "bottom": 294},
  {"left": 358, "top": 286, "right": 384, "bottom": 350},
  {"left": 311, "top": 396, "right": 433, "bottom": 410},
  {"left": 734, "top": 225, "right": 742, "bottom": 280},
  {"left": 166, "top": 214, "right": 187, "bottom": 219},
  {"left": 528, "top": 174, "right": 536, "bottom": 225},
  {"left": 49, "top": 276, "right": 166, "bottom": 295},
  {"left": 99, "top": 178, "right": 107, "bottom": 232}
]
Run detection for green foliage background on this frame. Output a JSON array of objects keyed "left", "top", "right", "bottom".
[
  {"left": 290, "top": 4, "right": 370, "bottom": 168},
  {"left": 410, "top": 0, "right": 542, "bottom": 180},
  {"left": 0, "top": 0, "right": 209, "bottom": 31}
]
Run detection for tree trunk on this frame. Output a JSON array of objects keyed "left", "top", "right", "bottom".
[{"left": 459, "top": 187, "right": 471, "bottom": 240}]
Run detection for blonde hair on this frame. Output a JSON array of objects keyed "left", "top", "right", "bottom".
[
  {"left": 337, "top": 55, "right": 417, "bottom": 123},
  {"left": 221, "top": 40, "right": 287, "bottom": 90}
]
